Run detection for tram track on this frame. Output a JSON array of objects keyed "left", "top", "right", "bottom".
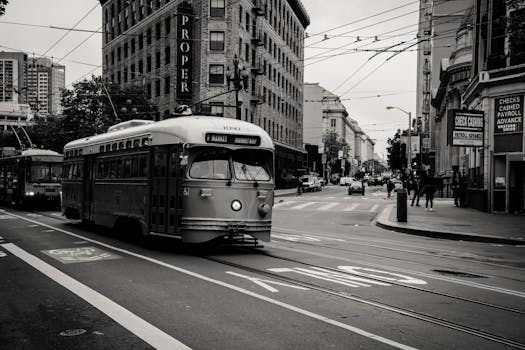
[
  {"left": 271, "top": 227, "right": 525, "bottom": 277},
  {"left": 202, "top": 253, "right": 525, "bottom": 350}
]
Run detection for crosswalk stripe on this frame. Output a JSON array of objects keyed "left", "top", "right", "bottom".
[
  {"left": 317, "top": 202, "right": 338, "bottom": 211},
  {"left": 369, "top": 204, "right": 379, "bottom": 212},
  {"left": 344, "top": 203, "right": 359, "bottom": 211},
  {"left": 289, "top": 202, "right": 319, "bottom": 210},
  {"left": 273, "top": 201, "right": 298, "bottom": 208}
]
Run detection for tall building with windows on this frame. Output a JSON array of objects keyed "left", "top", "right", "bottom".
[
  {"left": 26, "top": 57, "right": 65, "bottom": 117},
  {"left": 0, "top": 51, "right": 27, "bottom": 104},
  {"left": 99, "top": 0, "right": 309, "bottom": 188}
]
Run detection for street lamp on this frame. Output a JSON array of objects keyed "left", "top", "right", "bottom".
[
  {"left": 226, "top": 55, "right": 249, "bottom": 120},
  {"left": 386, "top": 106, "right": 412, "bottom": 172}
]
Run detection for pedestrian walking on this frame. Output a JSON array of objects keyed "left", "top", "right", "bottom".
[
  {"left": 386, "top": 180, "right": 395, "bottom": 199},
  {"left": 458, "top": 176, "right": 467, "bottom": 207},
  {"left": 423, "top": 178, "right": 436, "bottom": 211},
  {"left": 411, "top": 176, "right": 422, "bottom": 207},
  {"left": 296, "top": 176, "right": 303, "bottom": 196},
  {"left": 452, "top": 174, "right": 459, "bottom": 207}
]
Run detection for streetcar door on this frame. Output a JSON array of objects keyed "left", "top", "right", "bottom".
[
  {"left": 149, "top": 145, "right": 182, "bottom": 236},
  {"left": 83, "top": 156, "right": 95, "bottom": 222}
]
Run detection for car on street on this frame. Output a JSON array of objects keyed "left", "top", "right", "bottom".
[
  {"left": 301, "top": 176, "right": 322, "bottom": 192},
  {"left": 348, "top": 180, "right": 365, "bottom": 195},
  {"left": 339, "top": 176, "right": 354, "bottom": 186}
]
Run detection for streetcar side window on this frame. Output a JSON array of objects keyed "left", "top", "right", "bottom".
[
  {"left": 109, "top": 160, "right": 117, "bottom": 179},
  {"left": 133, "top": 139, "right": 140, "bottom": 148},
  {"left": 111, "top": 143, "right": 118, "bottom": 151},
  {"left": 125, "top": 140, "right": 132, "bottom": 148},
  {"left": 116, "top": 158, "right": 123, "bottom": 178},
  {"left": 100, "top": 146, "right": 104, "bottom": 153},
  {"left": 131, "top": 157, "right": 139, "bottom": 177},
  {"left": 118, "top": 142, "right": 124, "bottom": 150},
  {"left": 139, "top": 156, "right": 148, "bottom": 177},
  {"left": 105, "top": 145, "right": 111, "bottom": 152},
  {"left": 123, "top": 158, "right": 132, "bottom": 177}
]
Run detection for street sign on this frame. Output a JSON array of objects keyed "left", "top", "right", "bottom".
[
  {"left": 338, "top": 150, "right": 343, "bottom": 159},
  {"left": 422, "top": 137, "right": 430, "bottom": 149},
  {"left": 318, "top": 143, "right": 324, "bottom": 154}
]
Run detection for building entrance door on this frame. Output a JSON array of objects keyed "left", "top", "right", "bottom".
[{"left": 509, "top": 161, "right": 525, "bottom": 213}]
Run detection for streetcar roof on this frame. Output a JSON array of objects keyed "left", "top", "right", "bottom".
[
  {"left": 63, "top": 116, "right": 274, "bottom": 155},
  {"left": 21, "top": 148, "right": 61, "bottom": 157}
]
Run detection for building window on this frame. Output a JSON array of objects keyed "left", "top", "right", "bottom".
[
  {"left": 165, "top": 46, "right": 171, "bottom": 64},
  {"left": 210, "top": 0, "right": 225, "bottom": 17},
  {"left": 210, "top": 102, "right": 224, "bottom": 116},
  {"left": 330, "top": 119, "right": 336, "bottom": 128},
  {"left": 165, "top": 17, "right": 171, "bottom": 34},
  {"left": 210, "top": 31, "right": 225, "bottom": 51},
  {"left": 209, "top": 64, "right": 224, "bottom": 84},
  {"left": 147, "top": 56, "right": 152, "bottom": 72},
  {"left": 155, "top": 51, "right": 161, "bottom": 68},
  {"left": 156, "top": 23, "right": 161, "bottom": 40},
  {"left": 164, "top": 76, "right": 170, "bottom": 94},
  {"left": 146, "top": 83, "right": 152, "bottom": 98},
  {"left": 155, "top": 79, "right": 161, "bottom": 97}
]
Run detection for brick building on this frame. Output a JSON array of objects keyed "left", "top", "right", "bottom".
[{"left": 99, "top": 0, "right": 309, "bottom": 188}]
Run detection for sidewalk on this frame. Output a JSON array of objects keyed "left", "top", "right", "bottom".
[{"left": 376, "top": 200, "right": 525, "bottom": 245}]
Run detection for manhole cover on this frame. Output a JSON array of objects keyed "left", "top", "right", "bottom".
[
  {"left": 433, "top": 269, "right": 486, "bottom": 278},
  {"left": 60, "top": 329, "right": 87, "bottom": 337}
]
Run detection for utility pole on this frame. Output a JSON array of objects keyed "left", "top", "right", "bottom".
[{"left": 226, "top": 55, "right": 249, "bottom": 120}]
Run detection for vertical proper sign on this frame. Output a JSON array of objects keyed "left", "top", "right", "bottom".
[
  {"left": 176, "top": 1, "right": 193, "bottom": 103},
  {"left": 494, "top": 94, "right": 524, "bottom": 134}
]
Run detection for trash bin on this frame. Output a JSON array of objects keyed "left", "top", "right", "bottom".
[{"left": 397, "top": 189, "right": 407, "bottom": 222}]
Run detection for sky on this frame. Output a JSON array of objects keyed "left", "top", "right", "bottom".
[{"left": 0, "top": 0, "right": 420, "bottom": 158}]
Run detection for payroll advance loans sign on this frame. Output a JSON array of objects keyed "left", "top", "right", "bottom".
[
  {"left": 447, "top": 110, "right": 484, "bottom": 147},
  {"left": 494, "top": 94, "right": 523, "bottom": 134}
]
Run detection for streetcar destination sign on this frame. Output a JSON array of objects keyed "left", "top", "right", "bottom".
[
  {"left": 447, "top": 109, "right": 484, "bottom": 147},
  {"left": 206, "top": 133, "right": 261, "bottom": 146}
]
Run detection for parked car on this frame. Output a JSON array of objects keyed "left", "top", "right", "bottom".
[
  {"left": 370, "top": 176, "right": 383, "bottom": 186},
  {"left": 348, "top": 180, "right": 365, "bottom": 195},
  {"left": 301, "top": 176, "right": 322, "bottom": 192},
  {"left": 339, "top": 176, "right": 354, "bottom": 186}
]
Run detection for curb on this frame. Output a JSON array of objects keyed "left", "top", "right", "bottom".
[{"left": 376, "top": 205, "right": 524, "bottom": 245}]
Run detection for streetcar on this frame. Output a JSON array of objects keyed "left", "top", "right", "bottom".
[
  {"left": 61, "top": 114, "right": 275, "bottom": 244},
  {"left": 0, "top": 147, "right": 63, "bottom": 207}
]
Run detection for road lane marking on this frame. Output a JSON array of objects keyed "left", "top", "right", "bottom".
[
  {"left": 289, "top": 202, "right": 319, "bottom": 210},
  {"left": 265, "top": 241, "right": 525, "bottom": 298},
  {"left": 273, "top": 200, "right": 298, "bottom": 208},
  {"left": 344, "top": 204, "right": 358, "bottom": 212},
  {"left": 0, "top": 210, "right": 420, "bottom": 350},
  {"left": 225, "top": 271, "right": 309, "bottom": 293},
  {"left": 317, "top": 202, "right": 338, "bottom": 211},
  {"left": 1, "top": 243, "right": 191, "bottom": 350},
  {"left": 369, "top": 204, "right": 379, "bottom": 212}
]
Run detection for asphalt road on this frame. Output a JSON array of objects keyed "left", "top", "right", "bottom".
[{"left": 1, "top": 184, "right": 524, "bottom": 349}]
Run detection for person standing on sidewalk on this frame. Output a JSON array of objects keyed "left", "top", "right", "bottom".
[
  {"left": 458, "top": 176, "right": 467, "bottom": 207},
  {"left": 411, "top": 176, "right": 422, "bottom": 207},
  {"left": 386, "top": 180, "right": 395, "bottom": 198},
  {"left": 423, "top": 177, "right": 436, "bottom": 211},
  {"left": 452, "top": 174, "right": 459, "bottom": 207}
]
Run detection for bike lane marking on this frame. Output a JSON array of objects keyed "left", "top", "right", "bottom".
[
  {"left": 0, "top": 209, "right": 420, "bottom": 350},
  {"left": 1, "top": 243, "right": 191, "bottom": 350}
]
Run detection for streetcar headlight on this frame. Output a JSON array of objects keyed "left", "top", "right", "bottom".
[
  {"left": 26, "top": 191, "right": 35, "bottom": 196},
  {"left": 231, "top": 200, "right": 242, "bottom": 211}
]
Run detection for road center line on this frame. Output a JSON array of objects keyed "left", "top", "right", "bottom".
[
  {"left": 1, "top": 210, "right": 419, "bottom": 350},
  {"left": 1, "top": 243, "right": 190, "bottom": 350}
]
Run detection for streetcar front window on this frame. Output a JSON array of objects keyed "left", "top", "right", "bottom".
[
  {"left": 30, "top": 163, "right": 62, "bottom": 183},
  {"left": 189, "top": 149, "right": 231, "bottom": 180},
  {"left": 232, "top": 149, "right": 271, "bottom": 181}
]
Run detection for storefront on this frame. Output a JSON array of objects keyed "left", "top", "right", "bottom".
[{"left": 464, "top": 74, "right": 525, "bottom": 213}]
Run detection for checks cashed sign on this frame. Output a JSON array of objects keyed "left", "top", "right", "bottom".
[
  {"left": 494, "top": 94, "right": 523, "bottom": 134},
  {"left": 447, "top": 110, "right": 484, "bottom": 147}
]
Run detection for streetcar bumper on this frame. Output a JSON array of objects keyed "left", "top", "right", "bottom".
[{"left": 179, "top": 218, "right": 271, "bottom": 243}]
